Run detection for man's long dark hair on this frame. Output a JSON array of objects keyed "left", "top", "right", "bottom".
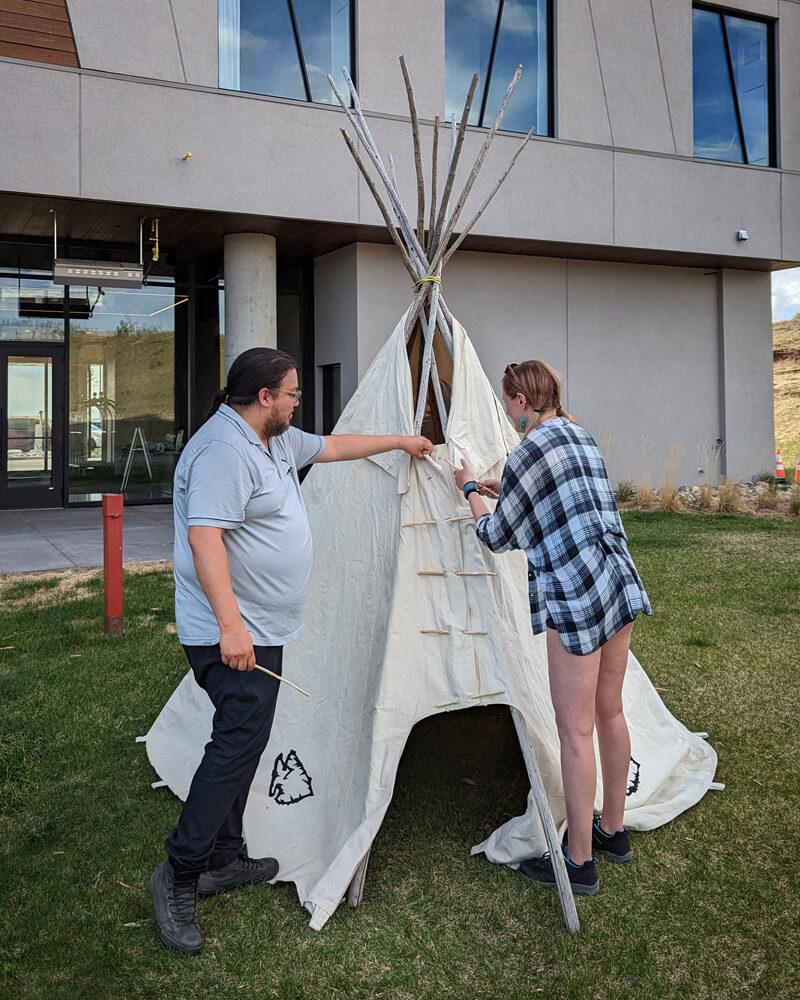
[{"left": 203, "top": 347, "right": 297, "bottom": 424}]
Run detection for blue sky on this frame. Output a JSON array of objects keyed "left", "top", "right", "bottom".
[{"left": 772, "top": 267, "right": 800, "bottom": 322}]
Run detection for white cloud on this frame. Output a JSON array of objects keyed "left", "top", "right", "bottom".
[{"left": 772, "top": 268, "right": 800, "bottom": 321}]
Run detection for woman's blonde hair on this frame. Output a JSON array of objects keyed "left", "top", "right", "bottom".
[{"left": 502, "top": 360, "right": 573, "bottom": 431}]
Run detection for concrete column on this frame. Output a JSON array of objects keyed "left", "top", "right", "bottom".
[{"left": 223, "top": 233, "right": 277, "bottom": 374}]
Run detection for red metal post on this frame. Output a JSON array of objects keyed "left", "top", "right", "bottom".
[{"left": 102, "top": 493, "right": 124, "bottom": 634}]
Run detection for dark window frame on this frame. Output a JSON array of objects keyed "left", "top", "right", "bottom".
[{"left": 692, "top": 2, "right": 777, "bottom": 168}]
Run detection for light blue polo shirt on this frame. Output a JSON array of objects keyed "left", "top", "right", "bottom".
[{"left": 173, "top": 404, "right": 326, "bottom": 646}]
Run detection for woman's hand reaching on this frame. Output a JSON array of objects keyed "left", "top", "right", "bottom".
[{"left": 453, "top": 459, "right": 475, "bottom": 490}]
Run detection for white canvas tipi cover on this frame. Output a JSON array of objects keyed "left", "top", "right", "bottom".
[{"left": 144, "top": 311, "right": 718, "bottom": 930}]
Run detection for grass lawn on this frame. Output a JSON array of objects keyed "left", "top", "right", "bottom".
[{"left": 1, "top": 512, "right": 799, "bottom": 1000}]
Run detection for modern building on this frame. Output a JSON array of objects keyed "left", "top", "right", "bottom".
[{"left": 0, "top": 0, "right": 797, "bottom": 508}]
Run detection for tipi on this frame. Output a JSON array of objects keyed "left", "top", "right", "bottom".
[{"left": 144, "top": 62, "right": 718, "bottom": 932}]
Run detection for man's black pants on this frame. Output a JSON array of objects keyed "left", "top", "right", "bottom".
[{"left": 165, "top": 643, "right": 282, "bottom": 879}]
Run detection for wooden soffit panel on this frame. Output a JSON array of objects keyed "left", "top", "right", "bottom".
[{"left": 0, "top": 0, "right": 79, "bottom": 68}]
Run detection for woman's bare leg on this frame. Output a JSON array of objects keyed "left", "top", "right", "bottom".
[
  {"left": 546, "top": 629, "right": 601, "bottom": 865},
  {"left": 594, "top": 623, "right": 633, "bottom": 834}
]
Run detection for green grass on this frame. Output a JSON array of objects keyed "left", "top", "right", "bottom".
[{"left": 1, "top": 512, "right": 799, "bottom": 999}]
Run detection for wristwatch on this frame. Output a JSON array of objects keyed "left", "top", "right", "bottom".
[{"left": 462, "top": 481, "right": 479, "bottom": 500}]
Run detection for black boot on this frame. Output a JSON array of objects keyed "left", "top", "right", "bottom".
[
  {"left": 198, "top": 854, "right": 279, "bottom": 898},
  {"left": 150, "top": 859, "right": 204, "bottom": 955}
]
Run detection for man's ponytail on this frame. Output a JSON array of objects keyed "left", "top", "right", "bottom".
[
  {"left": 202, "top": 387, "right": 228, "bottom": 425},
  {"left": 201, "top": 348, "right": 297, "bottom": 426}
]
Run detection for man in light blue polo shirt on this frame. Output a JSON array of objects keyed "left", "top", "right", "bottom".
[{"left": 151, "top": 346, "right": 432, "bottom": 955}]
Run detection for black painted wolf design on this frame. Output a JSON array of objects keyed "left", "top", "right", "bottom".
[
  {"left": 627, "top": 756, "right": 641, "bottom": 797},
  {"left": 269, "top": 750, "right": 314, "bottom": 805}
]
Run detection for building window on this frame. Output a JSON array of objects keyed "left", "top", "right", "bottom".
[
  {"left": 219, "top": 0, "right": 352, "bottom": 105},
  {"left": 692, "top": 5, "right": 774, "bottom": 166},
  {"left": 67, "top": 283, "right": 185, "bottom": 504},
  {"left": 445, "top": 0, "right": 551, "bottom": 135}
]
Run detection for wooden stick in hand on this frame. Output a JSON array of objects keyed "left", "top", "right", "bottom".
[{"left": 253, "top": 663, "right": 310, "bottom": 697}]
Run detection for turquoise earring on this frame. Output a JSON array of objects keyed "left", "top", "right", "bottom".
[{"left": 519, "top": 415, "right": 526, "bottom": 431}]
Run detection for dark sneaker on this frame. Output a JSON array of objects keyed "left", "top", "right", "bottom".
[
  {"left": 591, "top": 816, "right": 632, "bottom": 863},
  {"left": 519, "top": 852, "right": 599, "bottom": 896},
  {"left": 150, "top": 859, "right": 204, "bottom": 956},
  {"left": 197, "top": 854, "right": 279, "bottom": 898}
]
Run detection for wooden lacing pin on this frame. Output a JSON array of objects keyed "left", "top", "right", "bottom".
[
  {"left": 447, "top": 514, "right": 474, "bottom": 522},
  {"left": 462, "top": 629, "right": 488, "bottom": 635},
  {"left": 434, "top": 699, "right": 459, "bottom": 708},
  {"left": 455, "top": 571, "right": 495, "bottom": 577},
  {"left": 402, "top": 520, "right": 436, "bottom": 527},
  {"left": 418, "top": 570, "right": 446, "bottom": 577},
  {"left": 420, "top": 628, "right": 450, "bottom": 635},
  {"left": 468, "top": 690, "right": 505, "bottom": 700}
]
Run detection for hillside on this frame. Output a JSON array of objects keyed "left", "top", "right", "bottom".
[{"left": 774, "top": 314, "right": 800, "bottom": 453}]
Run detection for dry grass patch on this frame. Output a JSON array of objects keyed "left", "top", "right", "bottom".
[
  {"left": 757, "top": 486, "right": 778, "bottom": 510},
  {"left": 717, "top": 479, "right": 746, "bottom": 515},
  {"left": 658, "top": 446, "right": 685, "bottom": 512},
  {"left": 697, "top": 483, "right": 714, "bottom": 511},
  {"left": 636, "top": 475, "right": 653, "bottom": 508}
]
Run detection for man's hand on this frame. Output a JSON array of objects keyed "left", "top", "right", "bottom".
[
  {"left": 454, "top": 458, "right": 476, "bottom": 489},
  {"left": 220, "top": 623, "right": 256, "bottom": 671},
  {"left": 477, "top": 478, "right": 501, "bottom": 499},
  {"left": 400, "top": 435, "right": 434, "bottom": 460}
]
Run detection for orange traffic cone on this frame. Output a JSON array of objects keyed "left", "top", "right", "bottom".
[
  {"left": 776, "top": 448, "right": 786, "bottom": 483},
  {"left": 795, "top": 450, "right": 800, "bottom": 484}
]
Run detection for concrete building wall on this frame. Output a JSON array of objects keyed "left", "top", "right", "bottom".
[
  {"left": 0, "top": 2, "right": 794, "bottom": 264},
  {"left": 779, "top": 1, "right": 800, "bottom": 171},
  {"left": 565, "top": 260, "right": 721, "bottom": 486},
  {"left": 66, "top": 0, "right": 187, "bottom": 82},
  {"left": 326, "top": 243, "right": 772, "bottom": 484},
  {"left": 720, "top": 269, "right": 775, "bottom": 478},
  {"left": 357, "top": 0, "right": 445, "bottom": 120},
  {"left": 313, "top": 245, "right": 360, "bottom": 427}
]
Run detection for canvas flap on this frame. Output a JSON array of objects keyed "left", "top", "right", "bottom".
[{"left": 329, "top": 312, "right": 415, "bottom": 479}]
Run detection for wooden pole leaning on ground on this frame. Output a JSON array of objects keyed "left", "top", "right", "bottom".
[
  {"left": 330, "top": 58, "right": 580, "bottom": 933},
  {"left": 102, "top": 493, "right": 124, "bottom": 634},
  {"left": 511, "top": 708, "right": 580, "bottom": 934}
]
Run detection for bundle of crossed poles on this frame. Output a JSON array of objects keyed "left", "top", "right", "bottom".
[{"left": 328, "top": 58, "right": 534, "bottom": 436}]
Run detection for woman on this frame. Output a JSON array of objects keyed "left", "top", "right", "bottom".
[{"left": 454, "top": 360, "right": 651, "bottom": 896}]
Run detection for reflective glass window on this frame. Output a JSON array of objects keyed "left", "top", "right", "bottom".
[
  {"left": 67, "top": 285, "right": 186, "bottom": 504},
  {"left": 0, "top": 276, "right": 65, "bottom": 342},
  {"left": 5, "top": 356, "right": 55, "bottom": 489},
  {"left": 725, "top": 15, "right": 770, "bottom": 166},
  {"left": 219, "top": 0, "right": 352, "bottom": 105},
  {"left": 445, "top": 0, "right": 550, "bottom": 135},
  {"left": 692, "top": 6, "right": 773, "bottom": 166}
]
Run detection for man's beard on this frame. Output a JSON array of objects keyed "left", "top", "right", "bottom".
[{"left": 264, "top": 412, "right": 291, "bottom": 439}]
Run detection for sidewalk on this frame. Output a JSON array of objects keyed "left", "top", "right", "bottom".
[{"left": 0, "top": 505, "right": 174, "bottom": 575}]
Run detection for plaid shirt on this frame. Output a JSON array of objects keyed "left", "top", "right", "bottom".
[{"left": 476, "top": 417, "right": 651, "bottom": 655}]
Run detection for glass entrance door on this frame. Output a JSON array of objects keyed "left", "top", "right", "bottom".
[{"left": 0, "top": 346, "right": 64, "bottom": 508}]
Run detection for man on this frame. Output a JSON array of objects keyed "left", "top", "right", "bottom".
[{"left": 151, "top": 347, "right": 432, "bottom": 954}]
